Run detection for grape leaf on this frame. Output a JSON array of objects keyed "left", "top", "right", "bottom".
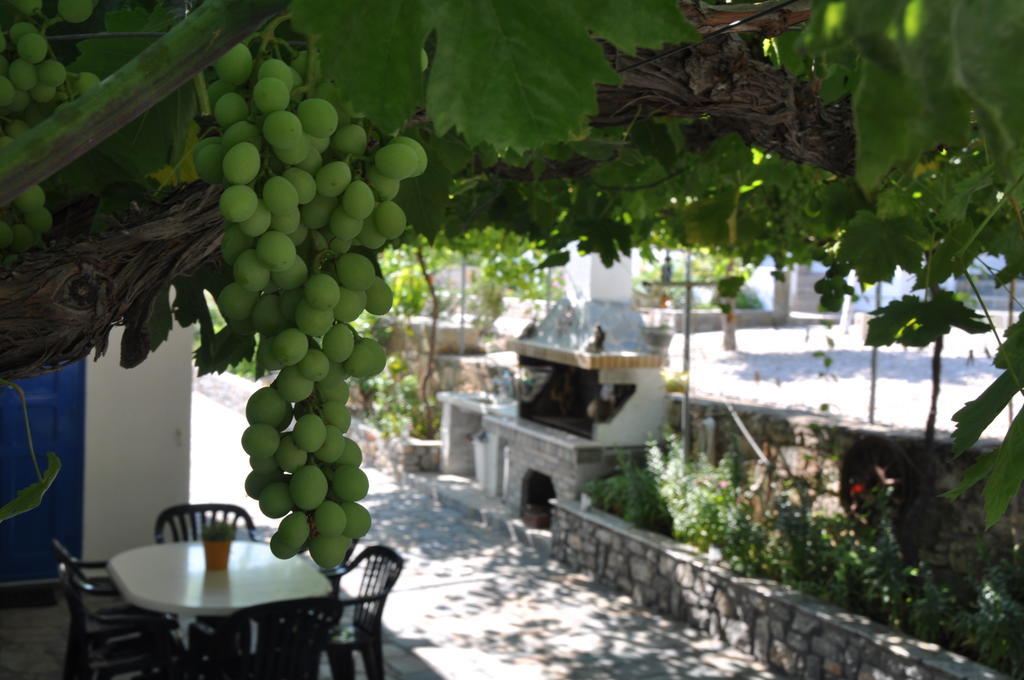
[
  {"left": 866, "top": 291, "right": 989, "bottom": 347},
  {"left": 837, "top": 212, "right": 924, "bottom": 284},
  {"left": 0, "top": 453, "right": 60, "bottom": 524},
  {"left": 951, "top": 372, "right": 1017, "bottom": 456},
  {"left": 563, "top": 0, "right": 698, "bottom": 55},
  {"left": 942, "top": 450, "right": 996, "bottom": 501},
  {"left": 395, "top": 145, "right": 452, "bottom": 241},
  {"left": 539, "top": 251, "right": 570, "bottom": 268},
  {"left": 426, "top": 0, "right": 619, "bottom": 150},
  {"left": 982, "top": 412, "right": 1024, "bottom": 527},
  {"left": 290, "top": 0, "right": 428, "bottom": 134}
]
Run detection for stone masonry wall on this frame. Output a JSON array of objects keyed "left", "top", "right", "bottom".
[{"left": 552, "top": 500, "right": 1009, "bottom": 680}]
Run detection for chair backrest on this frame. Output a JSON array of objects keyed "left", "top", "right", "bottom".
[
  {"left": 345, "top": 546, "right": 404, "bottom": 634},
  {"left": 51, "top": 538, "right": 111, "bottom": 595},
  {"left": 207, "top": 598, "right": 349, "bottom": 680},
  {"left": 154, "top": 503, "right": 258, "bottom": 543}
]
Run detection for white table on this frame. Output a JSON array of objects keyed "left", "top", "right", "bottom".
[{"left": 108, "top": 542, "right": 331, "bottom": 617}]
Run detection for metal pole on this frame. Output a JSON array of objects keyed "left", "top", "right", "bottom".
[
  {"left": 458, "top": 254, "right": 467, "bottom": 355},
  {"left": 869, "top": 283, "right": 881, "bottom": 424},
  {"left": 682, "top": 251, "right": 693, "bottom": 459}
]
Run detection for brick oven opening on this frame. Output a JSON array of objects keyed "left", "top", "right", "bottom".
[{"left": 521, "top": 470, "right": 556, "bottom": 529}]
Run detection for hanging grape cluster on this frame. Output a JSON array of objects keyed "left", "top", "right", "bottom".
[
  {"left": 198, "top": 37, "right": 426, "bottom": 567},
  {"left": 0, "top": 0, "right": 99, "bottom": 263}
]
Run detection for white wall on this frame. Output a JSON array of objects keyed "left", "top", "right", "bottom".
[{"left": 82, "top": 324, "right": 193, "bottom": 560}]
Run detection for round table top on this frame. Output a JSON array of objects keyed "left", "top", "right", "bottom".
[{"left": 107, "top": 541, "right": 331, "bottom": 617}]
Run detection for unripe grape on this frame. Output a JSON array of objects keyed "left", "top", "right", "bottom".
[
  {"left": 294, "top": 300, "right": 334, "bottom": 337},
  {"left": 332, "top": 288, "right": 366, "bottom": 323},
  {"left": 0, "top": 78, "right": 14, "bottom": 107},
  {"left": 289, "top": 465, "right": 328, "bottom": 510},
  {"left": 293, "top": 414, "right": 327, "bottom": 452},
  {"left": 297, "top": 98, "right": 338, "bottom": 138},
  {"left": 246, "top": 386, "right": 291, "bottom": 427},
  {"left": 214, "top": 91, "right": 249, "bottom": 127},
  {"left": 253, "top": 76, "right": 291, "bottom": 114},
  {"left": 272, "top": 327, "right": 309, "bottom": 366},
  {"left": 321, "top": 401, "right": 351, "bottom": 431},
  {"left": 262, "top": 175, "right": 300, "bottom": 216},
  {"left": 322, "top": 323, "right": 355, "bottom": 363},
  {"left": 217, "top": 282, "right": 258, "bottom": 321},
  {"left": 238, "top": 201, "right": 272, "bottom": 238},
  {"left": 269, "top": 532, "right": 300, "bottom": 559},
  {"left": 291, "top": 51, "right": 310, "bottom": 77},
  {"left": 309, "top": 135, "right": 330, "bottom": 153},
  {"left": 313, "top": 426, "right": 345, "bottom": 463},
  {"left": 270, "top": 256, "right": 308, "bottom": 290},
  {"left": 215, "top": 44, "right": 253, "bottom": 86},
  {"left": 233, "top": 248, "right": 270, "bottom": 291},
  {"left": 220, "top": 225, "right": 252, "bottom": 266},
  {"left": 335, "top": 253, "right": 375, "bottom": 291},
  {"left": 371, "top": 201, "right": 406, "bottom": 239},
  {"left": 344, "top": 337, "right": 387, "bottom": 378},
  {"left": 338, "top": 438, "right": 362, "bottom": 467},
  {"left": 194, "top": 140, "right": 225, "bottom": 184},
  {"left": 36, "top": 60, "right": 66, "bottom": 87},
  {"left": 274, "top": 435, "right": 307, "bottom": 473},
  {"left": 328, "top": 208, "right": 362, "bottom": 241},
  {"left": 330, "top": 238, "right": 352, "bottom": 254},
  {"left": 332, "top": 466, "right": 368, "bottom": 502},
  {"left": 16, "top": 33, "right": 47, "bottom": 64},
  {"left": 298, "top": 348, "right": 330, "bottom": 381},
  {"left": 10, "top": 224, "right": 36, "bottom": 252},
  {"left": 222, "top": 141, "right": 261, "bottom": 185},
  {"left": 282, "top": 168, "right": 316, "bottom": 205},
  {"left": 242, "top": 423, "right": 280, "bottom": 459},
  {"left": 277, "top": 511, "right": 310, "bottom": 549},
  {"left": 331, "top": 123, "right": 367, "bottom": 156},
  {"left": 250, "top": 453, "right": 278, "bottom": 474},
  {"left": 258, "top": 59, "right": 293, "bottom": 85},
  {"left": 8, "top": 59, "right": 36, "bottom": 90},
  {"left": 364, "top": 277, "right": 393, "bottom": 315},
  {"left": 223, "top": 120, "right": 261, "bottom": 149},
  {"left": 365, "top": 166, "right": 399, "bottom": 201},
  {"left": 270, "top": 210, "right": 301, "bottom": 234},
  {"left": 317, "top": 364, "right": 350, "bottom": 402},
  {"left": 299, "top": 194, "right": 336, "bottom": 230},
  {"left": 314, "top": 501, "right": 347, "bottom": 537},
  {"left": 29, "top": 83, "right": 55, "bottom": 103},
  {"left": 295, "top": 145, "right": 323, "bottom": 174},
  {"left": 252, "top": 294, "right": 288, "bottom": 335},
  {"left": 256, "top": 230, "right": 297, "bottom": 272},
  {"left": 274, "top": 365, "right": 314, "bottom": 402},
  {"left": 340, "top": 180, "right": 375, "bottom": 220},
  {"left": 374, "top": 143, "right": 418, "bottom": 180},
  {"left": 390, "top": 135, "right": 429, "bottom": 177},
  {"left": 14, "top": 185, "right": 44, "bottom": 212},
  {"left": 9, "top": 22, "right": 37, "bottom": 42},
  {"left": 263, "top": 110, "right": 303, "bottom": 149},
  {"left": 304, "top": 273, "right": 340, "bottom": 309},
  {"left": 0, "top": 223, "right": 13, "bottom": 249},
  {"left": 245, "top": 471, "right": 281, "bottom": 500},
  {"left": 259, "top": 481, "right": 293, "bottom": 518},
  {"left": 340, "top": 502, "right": 371, "bottom": 538},
  {"left": 219, "top": 184, "right": 259, "bottom": 222},
  {"left": 308, "top": 535, "right": 352, "bottom": 568},
  {"left": 315, "top": 161, "right": 352, "bottom": 198},
  {"left": 273, "top": 138, "right": 310, "bottom": 165},
  {"left": 75, "top": 71, "right": 100, "bottom": 94},
  {"left": 58, "top": 0, "right": 93, "bottom": 23}
]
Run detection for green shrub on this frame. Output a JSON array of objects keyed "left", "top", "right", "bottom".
[
  {"left": 959, "top": 555, "right": 1024, "bottom": 676},
  {"left": 584, "top": 453, "right": 671, "bottom": 535}
]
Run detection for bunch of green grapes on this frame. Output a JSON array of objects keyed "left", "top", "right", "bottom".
[
  {"left": 0, "top": 0, "right": 101, "bottom": 263},
  {"left": 198, "top": 41, "right": 427, "bottom": 568}
]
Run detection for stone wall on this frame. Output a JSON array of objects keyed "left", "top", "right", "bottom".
[
  {"left": 349, "top": 420, "right": 440, "bottom": 477},
  {"left": 552, "top": 500, "right": 1009, "bottom": 680},
  {"left": 674, "top": 396, "right": 1022, "bottom": 579}
]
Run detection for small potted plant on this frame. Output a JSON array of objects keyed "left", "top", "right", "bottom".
[{"left": 201, "top": 521, "right": 234, "bottom": 570}]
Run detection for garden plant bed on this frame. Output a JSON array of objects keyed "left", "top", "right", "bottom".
[{"left": 552, "top": 500, "right": 1009, "bottom": 680}]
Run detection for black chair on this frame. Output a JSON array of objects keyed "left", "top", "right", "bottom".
[
  {"left": 154, "top": 503, "right": 258, "bottom": 543},
  {"left": 195, "top": 597, "right": 353, "bottom": 680},
  {"left": 58, "top": 562, "right": 182, "bottom": 680},
  {"left": 52, "top": 538, "right": 118, "bottom": 597},
  {"left": 326, "top": 546, "right": 404, "bottom": 680}
]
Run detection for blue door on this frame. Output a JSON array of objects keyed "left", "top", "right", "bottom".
[{"left": 0, "top": 362, "right": 85, "bottom": 583}]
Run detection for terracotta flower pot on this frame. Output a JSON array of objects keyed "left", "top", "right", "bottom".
[{"left": 203, "top": 540, "right": 231, "bottom": 570}]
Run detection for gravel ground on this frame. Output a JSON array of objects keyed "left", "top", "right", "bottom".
[{"left": 673, "top": 324, "right": 1010, "bottom": 441}]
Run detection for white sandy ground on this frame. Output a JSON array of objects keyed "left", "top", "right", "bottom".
[{"left": 669, "top": 325, "right": 1011, "bottom": 442}]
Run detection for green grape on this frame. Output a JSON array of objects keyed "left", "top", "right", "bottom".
[
  {"left": 249, "top": 453, "right": 279, "bottom": 474},
  {"left": 331, "top": 123, "right": 367, "bottom": 156},
  {"left": 322, "top": 323, "right": 355, "bottom": 363},
  {"left": 272, "top": 327, "right": 309, "bottom": 366},
  {"left": 253, "top": 76, "right": 290, "bottom": 114},
  {"left": 9, "top": 23, "right": 37, "bottom": 43},
  {"left": 283, "top": 167, "right": 316, "bottom": 205},
  {"left": 58, "top": 0, "right": 93, "bottom": 23},
  {"left": 304, "top": 273, "right": 340, "bottom": 309},
  {"left": 314, "top": 161, "right": 352, "bottom": 197},
  {"left": 295, "top": 145, "right": 323, "bottom": 174},
  {"left": 245, "top": 471, "right": 281, "bottom": 500},
  {"left": 73, "top": 70, "right": 100, "bottom": 94},
  {"left": 263, "top": 110, "right": 303, "bottom": 149},
  {"left": 273, "top": 136, "right": 311, "bottom": 165},
  {"left": 256, "top": 230, "right": 297, "bottom": 272},
  {"left": 340, "top": 502, "right": 371, "bottom": 538},
  {"left": 274, "top": 366, "right": 315, "bottom": 403},
  {"left": 270, "top": 210, "right": 301, "bottom": 234},
  {"left": 299, "top": 194, "right": 336, "bottom": 230},
  {"left": 313, "top": 426, "right": 344, "bottom": 463},
  {"left": 8, "top": 59, "right": 36, "bottom": 91},
  {"left": 256, "top": 338, "right": 284, "bottom": 372},
  {"left": 0, "top": 223, "right": 12, "bottom": 249},
  {"left": 217, "top": 282, "right": 258, "bottom": 321},
  {"left": 308, "top": 535, "right": 352, "bottom": 568},
  {"left": 11, "top": 0, "right": 41, "bottom": 14},
  {"left": 251, "top": 294, "right": 288, "bottom": 335},
  {"left": 271, "top": 255, "right": 308, "bottom": 290},
  {"left": 6, "top": 89, "right": 29, "bottom": 113},
  {"left": 194, "top": 140, "right": 225, "bottom": 184},
  {"left": 338, "top": 438, "right": 362, "bottom": 467},
  {"left": 292, "top": 414, "right": 327, "bottom": 452},
  {"left": 373, "top": 143, "right": 418, "bottom": 180},
  {"left": 242, "top": 423, "right": 280, "bottom": 458},
  {"left": 220, "top": 225, "right": 252, "bottom": 265},
  {"left": 36, "top": 60, "right": 66, "bottom": 87},
  {"left": 332, "top": 287, "right": 366, "bottom": 323},
  {"left": 29, "top": 83, "right": 55, "bottom": 103},
  {"left": 420, "top": 48, "right": 429, "bottom": 72},
  {"left": 277, "top": 511, "right": 310, "bottom": 548},
  {"left": 206, "top": 78, "right": 233, "bottom": 106},
  {"left": 298, "top": 347, "right": 330, "bottom": 381},
  {"left": 0, "top": 77, "right": 15, "bottom": 107},
  {"left": 214, "top": 91, "right": 249, "bottom": 127},
  {"left": 329, "top": 238, "right": 352, "bottom": 255},
  {"left": 314, "top": 501, "right": 347, "bottom": 537},
  {"left": 291, "top": 51, "right": 309, "bottom": 77},
  {"left": 223, "top": 120, "right": 261, "bottom": 149},
  {"left": 364, "top": 277, "right": 393, "bottom": 315},
  {"left": 257, "top": 58, "right": 293, "bottom": 85},
  {"left": 335, "top": 253, "right": 374, "bottom": 291},
  {"left": 16, "top": 33, "right": 47, "bottom": 64},
  {"left": 294, "top": 300, "right": 334, "bottom": 337},
  {"left": 328, "top": 208, "right": 362, "bottom": 241},
  {"left": 4, "top": 120, "right": 29, "bottom": 137},
  {"left": 309, "top": 135, "right": 330, "bottom": 153},
  {"left": 340, "top": 180, "right": 375, "bottom": 220},
  {"left": 344, "top": 337, "right": 387, "bottom": 378},
  {"left": 215, "top": 44, "right": 253, "bottom": 86},
  {"left": 14, "top": 185, "right": 44, "bottom": 212},
  {"left": 259, "top": 481, "right": 294, "bottom": 518},
  {"left": 238, "top": 201, "right": 272, "bottom": 238},
  {"left": 365, "top": 166, "right": 399, "bottom": 201},
  {"left": 222, "top": 141, "right": 261, "bottom": 185},
  {"left": 274, "top": 435, "right": 308, "bottom": 473},
  {"left": 262, "top": 175, "right": 300, "bottom": 216},
  {"left": 371, "top": 201, "right": 406, "bottom": 239},
  {"left": 10, "top": 224, "right": 36, "bottom": 252},
  {"left": 289, "top": 465, "right": 328, "bottom": 510},
  {"left": 297, "top": 98, "right": 338, "bottom": 138},
  {"left": 246, "top": 386, "right": 291, "bottom": 427},
  {"left": 317, "top": 363, "right": 349, "bottom": 402},
  {"left": 287, "top": 225, "right": 309, "bottom": 246},
  {"left": 219, "top": 184, "right": 259, "bottom": 222},
  {"left": 321, "top": 401, "right": 351, "bottom": 431},
  {"left": 232, "top": 248, "right": 270, "bottom": 291},
  {"left": 331, "top": 466, "right": 368, "bottom": 502},
  {"left": 269, "top": 531, "right": 300, "bottom": 559}
]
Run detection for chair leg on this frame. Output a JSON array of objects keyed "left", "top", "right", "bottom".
[
  {"left": 328, "top": 647, "right": 356, "bottom": 680},
  {"left": 362, "top": 643, "right": 383, "bottom": 680}
]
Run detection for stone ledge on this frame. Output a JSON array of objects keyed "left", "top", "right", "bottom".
[{"left": 552, "top": 499, "right": 1009, "bottom": 680}]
